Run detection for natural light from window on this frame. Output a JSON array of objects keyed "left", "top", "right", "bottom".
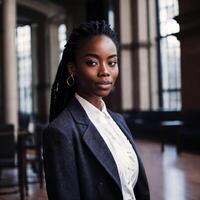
[
  {"left": 16, "top": 25, "right": 32, "bottom": 114},
  {"left": 158, "top": 0, "right": 181, "bottom": 110}
]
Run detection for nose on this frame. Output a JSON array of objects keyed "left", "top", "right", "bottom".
[{"left": 98, "top": 63, "right": 110, "bottom": 77}]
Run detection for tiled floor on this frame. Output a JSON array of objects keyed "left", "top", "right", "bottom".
[{"left": 0, "top": 139, "right": 199, "bottom": 200}]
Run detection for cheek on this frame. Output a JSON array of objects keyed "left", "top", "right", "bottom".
[
  {"left": 75, "top": 69, "right": 95, "bottom": 84},
  {"left": 112, "top": 68, "right": 119, "bottom": 81}
]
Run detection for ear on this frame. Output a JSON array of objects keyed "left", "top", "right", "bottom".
[{"left": 67, "top": 63, "right": 76, "bottom": 75}]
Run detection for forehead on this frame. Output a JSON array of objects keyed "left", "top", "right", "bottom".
[{"left": 76, "top": 35, "right": 117, "bottom": 57}]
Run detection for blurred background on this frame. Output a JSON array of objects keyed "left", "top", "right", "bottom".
[{"left": 0, "top": 0, "right": 200, "bottom": 200}]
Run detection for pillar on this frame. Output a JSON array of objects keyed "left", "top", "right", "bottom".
[{"left": 2, "top": 0, "right": 18, "bottom": 131}]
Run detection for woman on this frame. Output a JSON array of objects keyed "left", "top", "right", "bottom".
[{"left": 43, "top": 21, "right": 150, "bottom": 200}]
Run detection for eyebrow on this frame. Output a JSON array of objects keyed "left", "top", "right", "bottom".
[{"left": 83, "top": 53, "right": 117, "bottom": 59}]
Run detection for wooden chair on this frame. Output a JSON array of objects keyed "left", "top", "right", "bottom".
[
  {"left": 0, "top": 124, "right": 24, "bottom": 200},
  {"left": 18, "top": 122, "right": 45, "bottom": 196}
]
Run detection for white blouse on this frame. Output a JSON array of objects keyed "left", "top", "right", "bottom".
[{"left": 75, "top": 94, "right": 139, "bottom": 200}]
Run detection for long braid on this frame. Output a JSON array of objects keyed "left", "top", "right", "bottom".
[{"left": 49, "top": 20, "right": 119, "bottom": 122}]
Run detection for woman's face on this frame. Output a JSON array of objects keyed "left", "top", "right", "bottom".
[{"left": 72, "top": 35, "right": 119, "bottom": 102}]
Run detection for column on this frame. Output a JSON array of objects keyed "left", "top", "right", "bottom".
[
  {"left": 177, "top": 0, "right": 200, "bottom": 109},
  {"left": 119, "top": 0, "right": 134, "bottom": 110},
  {"left": 36, "top": 21, "right": 50, "bottom": 123},
  {"left": 2, "top": 0, "right": 18, "bottom": 132},
  {"left": 137, "top": 0, "right": 151, "bottom": 110}
]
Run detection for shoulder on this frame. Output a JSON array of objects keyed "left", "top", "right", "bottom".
[
  {"left": 43, "top": 98, "right": 89, "bottom": 141},
  {"left": 49, "top": 107, "right": 72, "bottom": 131},
  {"left": 47, "top": 97, "right": 84, "bottom": 131},
  {"left": 43, "top": 107, "right": 75, "bottom": 141}
]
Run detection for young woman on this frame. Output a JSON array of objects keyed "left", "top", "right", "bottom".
[{"left": 43, "top": 21, "right": 150, "bottom": 200}]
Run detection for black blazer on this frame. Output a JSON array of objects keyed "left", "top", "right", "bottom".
[{"left": 43, "top": 97, "right": 150, "bottom": 200}]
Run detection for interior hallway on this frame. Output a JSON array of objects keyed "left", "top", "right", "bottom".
[{"left": 0, "top": 139, "right": 199, "bottom": 200}]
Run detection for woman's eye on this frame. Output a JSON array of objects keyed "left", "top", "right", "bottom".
[
  {"left": 108, "top": 61, "right": 117, "bottom": 67},
  {"left": 86, "top": 60, "right": 98, "bottom": 66}
]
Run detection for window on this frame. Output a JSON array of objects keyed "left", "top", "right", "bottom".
[
  {"left": 16, "top": 25, "right": 32, "bottom": 114},
  {"left": 108, "top": 2, "right": 115, "bottom": 30},
  {"left": 58, "top": 24, "right": 67, "bottom": 60},
  {"left": 157, "top": 0, "right": 181, "bottom": 110}
]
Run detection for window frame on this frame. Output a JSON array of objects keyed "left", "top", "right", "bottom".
[{"left": 156, "top": 0, "right": 181, "bottom": 111}]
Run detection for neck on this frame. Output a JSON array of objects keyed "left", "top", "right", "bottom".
[{"left": 76, "top": 92, "right": 103, "bottom": 110}]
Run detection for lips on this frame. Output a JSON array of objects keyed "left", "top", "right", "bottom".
[
  {"left": 95, "top": 80, "right": 112, "bottom": 90},
  {"left": 96, "top": 80, "right": 112, "bottom": 85}
]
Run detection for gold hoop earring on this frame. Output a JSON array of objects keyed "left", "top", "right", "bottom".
[{"left": 66, "top": 74, "right": 74, "bottom": 87}]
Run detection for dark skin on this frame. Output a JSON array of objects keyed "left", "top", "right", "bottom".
[{"left": 68, "top": 35, "right": 119, "bottom": 110}]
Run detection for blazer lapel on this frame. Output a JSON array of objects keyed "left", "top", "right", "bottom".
[
  {"left": 68, "top": 98, "right": 121, "bottom": 190},
  {"left": 83, "top": 123, "right": 121, "bottom": 189}
]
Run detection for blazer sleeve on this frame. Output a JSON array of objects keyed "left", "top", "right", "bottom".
[{"left": 43, "top": 126, "right": 81, "bottom": 200}]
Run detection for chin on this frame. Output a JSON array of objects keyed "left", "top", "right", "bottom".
[{"left": 96, "top": 90, "right": 111, "bottom": 97}]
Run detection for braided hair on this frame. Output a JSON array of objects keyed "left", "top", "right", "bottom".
[{"left": 49, "top": 20, "right": 119, "bottom": 122}]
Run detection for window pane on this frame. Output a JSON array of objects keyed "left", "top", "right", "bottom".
[
  {"left": 108, "top": 9, "right": 115, "bottom": 29},
  {"left": 58, "top": 24, "right": 67, "bottom": 60},
  {"left": 159, "top": 4, "right": 179, "bottom": 37},
  {"left": 16, "top": 25, "right": 32, "bottom": 114},
  {"left": 158, "top": 0, "right": 181, "bottom": 110}
]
